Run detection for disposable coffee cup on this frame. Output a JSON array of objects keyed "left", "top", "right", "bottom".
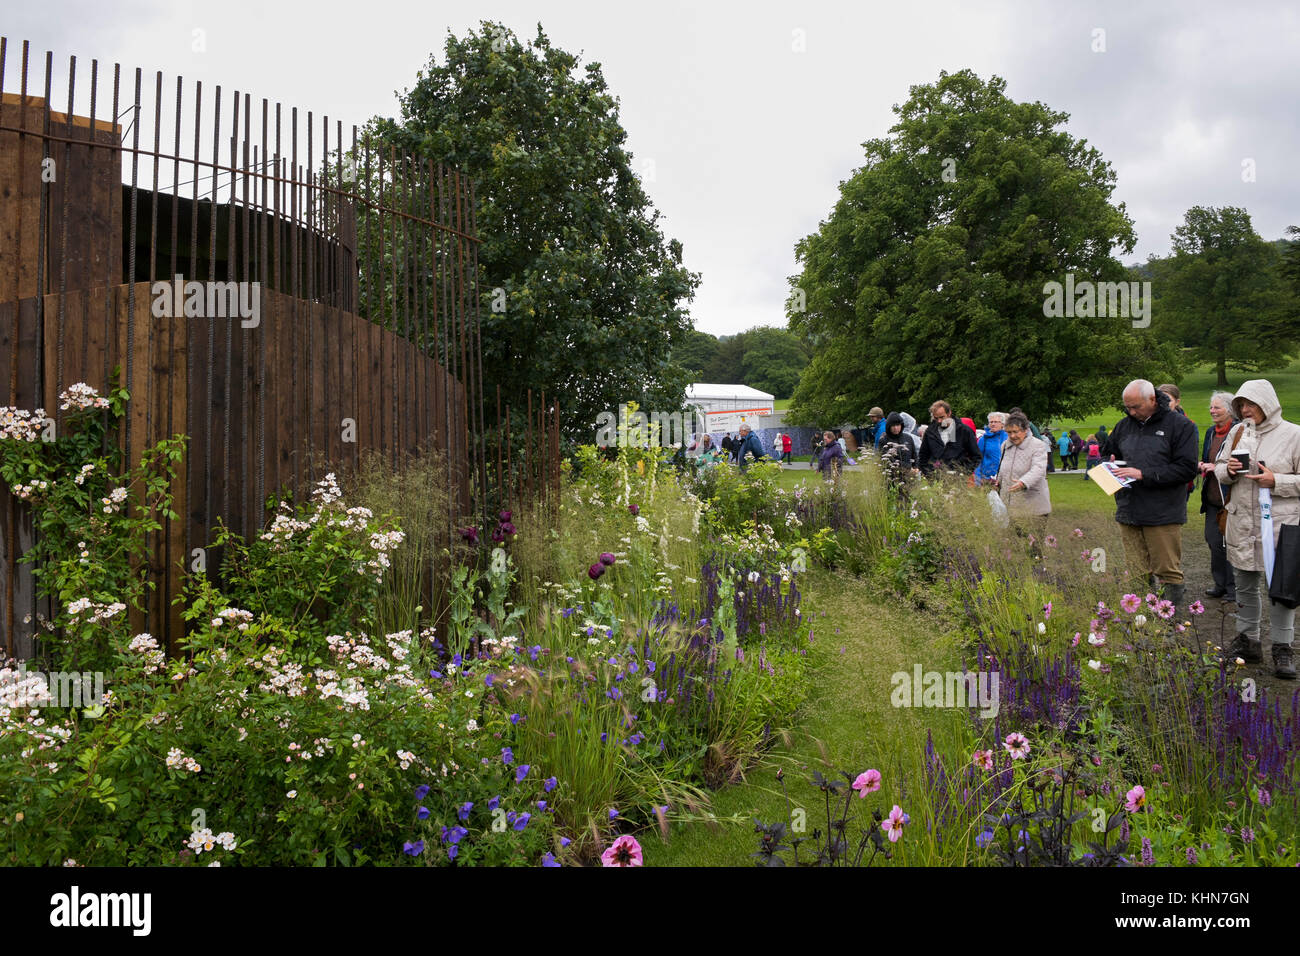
[{"left": 1233, "top": 451, "right": 1251, "bottom": 470}]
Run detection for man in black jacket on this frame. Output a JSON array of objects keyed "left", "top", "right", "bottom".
[
  {"left": 918, "top": 400, "right": 980, "bottom": 475},
  {"left": 1100, "top": 380, "right": 1200, "bottom": 609}
]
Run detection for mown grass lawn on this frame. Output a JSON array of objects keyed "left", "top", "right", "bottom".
[
  {"left": 1050, "top": 356, "right": 1300, "bottom": 436},
  {"left": 642, "top": 568, "right": 970, "bottom": 867}
]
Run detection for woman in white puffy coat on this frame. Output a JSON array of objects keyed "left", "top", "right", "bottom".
[{"left": 1213, "top": 379, "right": 1300, "bottom": 678}]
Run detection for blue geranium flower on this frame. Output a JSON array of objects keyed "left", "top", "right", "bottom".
[
  {"left": 403, "top": 840, "right": 424, "bottom": 857},
  {"left": 513, "top": 812, "right": 531, "bottom": 831},
  {"left": 414, "top": 784, "right": 430, "bottom": 801},
  {"left": 542, "top": 852, "right": 561, "bottom": 867}
]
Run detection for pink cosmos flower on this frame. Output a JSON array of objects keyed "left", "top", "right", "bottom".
[
  {"left": 1124, "top": 784, "right": 1147, "bottom": 812},
  {"left": 1145, "top": 592, "right": 1159, "bottom": 610},
  {"left": 1042, "top": 602, "right": 1053, "bottom": 620},
  {"left": 1120, "top": 593, "right": 1141, "bottom": 614},
  {"left": 1044, "top": 535, "right": 1057, "bottom": 548},
  {"left": 972, "top": 749, "right": 994, "bottom": 772},
  {"left": 600, "top": 834, "right": 644, "bottom": 867},
  {"left": 853, "top": 769, "right": 882, "bottom": 796},
  {"left": 882, "top": 805, "right": 908, "bottom": 842},
  {"left": 1189, "top": 601, "right": 1205, "bottom": 615},
  {"left": 1071, "top": 633, "right": 1081, "bottom": 647},
  {"left": 1072, "top": 528, "right": 1085, "bottom": 538},
  {"left": 1003, "top": 732, "right": 1031, "bottom": 760},
  {"left": 1155, "top": 599, "right": 1175, "bottom": 620}
]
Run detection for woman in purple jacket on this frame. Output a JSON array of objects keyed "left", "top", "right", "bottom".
[{"left": 816, "top": 430, "right": 845, "bottom": 481}]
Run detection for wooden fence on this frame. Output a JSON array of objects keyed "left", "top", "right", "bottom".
[{"left": 0, "top": 38, "right": 559, "bottom": 657}]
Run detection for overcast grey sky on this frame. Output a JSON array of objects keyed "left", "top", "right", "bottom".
[{"left": 8, "top": 0, "right": 1298, "bottom": 335}]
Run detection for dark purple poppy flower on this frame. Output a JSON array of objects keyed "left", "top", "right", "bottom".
[
  {"left": 499, "top": 510, "right": 512, "bottom": 522},
  {"left": 599, "top": 552, "right": 616, "bottom": 566},
  {"left": 492, "top": 527, "right": 505, "bottom": 543},
  {"left": 628, "top": 504, "right": 639, "bottom": 516},
  {"left": 460, "top": 527, "right": 479, "bottom": 545},
  {"left": 501, "top": 522, "right": 516, "bottom": 536},
  {"left": 588, "top": 563, "right": 605, "bottom": 580}
]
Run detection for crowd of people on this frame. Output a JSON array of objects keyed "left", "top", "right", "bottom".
[
  {"left": 860, "top": 381, "right": 1299, "bottom": 679},
  {"left": 687, "top": 378, "right": 1299, "bottom": 681}
]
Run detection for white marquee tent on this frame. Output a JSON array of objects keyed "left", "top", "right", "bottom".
[{"left": 685, "top": 383, "right": 775, "bottom": 434}]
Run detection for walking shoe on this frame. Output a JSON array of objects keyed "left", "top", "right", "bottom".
[
  {"left": 1205, "top": 586, "right": 1227, "bottom": 598},
  {"left": 1223, "top": 632, "right": 1263, "bottom": 664},
  {"left": 1274, "top": 644, "right": 1296, "bottom": 680}
]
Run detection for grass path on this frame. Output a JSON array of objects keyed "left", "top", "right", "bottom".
[{"left": 644, "top": 566, "right": 968, "bottom": 866}]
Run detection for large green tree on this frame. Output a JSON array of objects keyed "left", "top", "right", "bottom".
[
  {"left": 737, "top": 326, "right": 810, "bottom": 399},
  {"left": 1153, "top": 207, "right": 1299, "bottom": 387},
  {"left": 671, "top": 328, "right": 721, "bottom": 379},
  {"left": 370, "top": 22, "right": 700, "bottom": 441},
  {"left": 786, "top": 69, "right": 1177, "bottom": 428},
  {"left": 672, "top": 326, "right": 809, "bottom": 398}
]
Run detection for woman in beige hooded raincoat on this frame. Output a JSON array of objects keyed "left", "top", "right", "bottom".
[{"left": 1213, "top": 379, "right": 1300, "bottom": 678}]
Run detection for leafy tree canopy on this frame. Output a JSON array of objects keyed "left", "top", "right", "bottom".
[
  {"left": 369, "top": 21, "right": 700, "bottom": 441},
  {"left": 785, "top": 69, "right": 1178, "bottom": 428},
  {"left": 1147, "top": 208, "right": 1299, "bottom": 388},
  {"left": 670, "top": 325, "right": 809, "bottom": 399}
]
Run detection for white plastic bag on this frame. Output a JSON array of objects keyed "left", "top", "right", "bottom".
[{"left": 987, "top": 489, "right": 1010, "bottom": 528}]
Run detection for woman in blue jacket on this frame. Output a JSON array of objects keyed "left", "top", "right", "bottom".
[{"left": 975, "top": 412, "right": 1009, "bottom": 485}]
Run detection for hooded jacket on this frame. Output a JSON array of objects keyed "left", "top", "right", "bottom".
[
  {"left": 1212, "top": 380, "right": 1300, "bottom": 572},
  {"left": 879, "top": 413, "right": 916, "bottom": 474},
  {"left": 1098, "top": 389, "right": 1199, "bottom": 526}
]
